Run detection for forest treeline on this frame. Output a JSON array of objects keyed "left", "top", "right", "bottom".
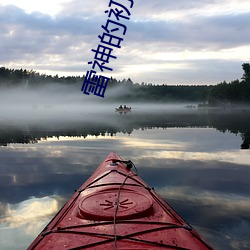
[{"left": 0, "top": 63, "right": 249, "bottom": 104}]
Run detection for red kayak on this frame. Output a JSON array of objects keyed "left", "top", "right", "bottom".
[{"left": 28, "top": 152, "right": 213, "bottom": 249}]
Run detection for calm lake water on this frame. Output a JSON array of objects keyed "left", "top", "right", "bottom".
[{"left": 0, "top": 104, "right": 250, "bottom": 250}]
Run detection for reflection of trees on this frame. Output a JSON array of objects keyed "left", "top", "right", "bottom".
[
  {"left": 0, "top": 109, "right": 250, "bottom": 149},
  {"left": 202, "top": 109, "right": 250, "bottom": 149},
  {"left": 0, "top": 131, "right": 38, "bottom": 146},
  {"left": 241, "top": 134, "right": 250, "bottom": 149}
]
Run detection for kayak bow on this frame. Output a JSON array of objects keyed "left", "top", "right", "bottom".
[{"left": 28, "top": 152, "right": 213, "bottom": 250}]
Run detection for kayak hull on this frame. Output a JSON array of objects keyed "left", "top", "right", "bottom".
[{"left": 28, "top": 152, "right": 213, "bottom": 249}]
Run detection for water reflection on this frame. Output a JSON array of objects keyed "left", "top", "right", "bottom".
[
  {"left": 1, "top": 196, "right": 59, "bottom": 228},
  {"left": 0, "top": 196, "right": 62, "bottom": 250},
  {"left": 0, "top": 108, "right": 250, "bottom": 249},
  {"left": 0, "top": 107, "right": 250, "bottom": 149}
]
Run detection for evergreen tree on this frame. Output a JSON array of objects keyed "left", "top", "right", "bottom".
[{"left": 242, "top": 63, "right": 250, "bottom": 83}]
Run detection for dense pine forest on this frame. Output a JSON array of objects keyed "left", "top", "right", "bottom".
[{"left": 0, "top": 63, "right": 249, "bottom": 104}]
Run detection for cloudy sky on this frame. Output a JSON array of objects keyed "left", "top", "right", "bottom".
[{"left": 0, "top": 0, "right": 250, "bottom": 85}]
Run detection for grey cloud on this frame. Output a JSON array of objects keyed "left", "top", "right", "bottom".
[
  {"left": 125, "top": 12, "right": 250, "bottom": 50},
  {"left": 0, "top": 5, "right": 103, "bottom": 36},
  {"left": 58, "top": 0, "right": 211, "bottom": 17},
  {"left": 58, "top": 0, "right": 107, "bottom": 17},
  {"left": 0, "top": 1, "right": 249, "bottom": 84},
  {"left": 1, "top": 3, "right": 249, "bottom": 55},
  {"left": 130, "top": 0, "right": 218, "bottom": 19},
  {"left": 183, "top": 13, "right": 250, "bottom": 49},
  {"left": 0, "top": 5, "right": 103, "bottom": 65}
]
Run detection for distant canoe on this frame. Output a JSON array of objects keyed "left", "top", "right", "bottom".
[{"left": 115, "top": 107, "right": 132, "bottom": 113}]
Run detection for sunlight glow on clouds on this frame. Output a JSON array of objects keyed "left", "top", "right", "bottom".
[
  {"left": 154, "top": 46, "right": 250, "bottom": 62},
  {"left": 0, "top": 196, "right": 59, "bottom": 229},
  {"left": 157, "top": 186, "right": 250, "bottom": 216},
  {"left": 0, "top": 0, "right": 67, "bottom": 15},
  {"left": 0, "top": 196, "right": 61, "bottom": 249},
  {"left": 154, "top": 150, "right": 250, "bottom": 167}
]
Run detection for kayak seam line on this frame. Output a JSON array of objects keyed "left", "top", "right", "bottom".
[
  {"left": 82, "top": 170, "right": 114, "bottom": 189},
  {"left": 147, "top": 190, "right": 213, "bottom": 249},
  {"left": 148, "top": 189, "right": 187, "bottom": 225},
  {"left": 81, "top": 182, "right": 142, "bottom": 190},
  {"left": 40, "top": 191, "right": 82, "bottom": 238},
  {"left": 78, "top": 169, "right": 151, "bottom": 193}
]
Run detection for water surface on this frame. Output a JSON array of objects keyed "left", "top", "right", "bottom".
[{"left": 0, "top": 105, "right": 250, "bottom": 249}]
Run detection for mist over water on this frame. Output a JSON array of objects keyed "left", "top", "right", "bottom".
[
  {"left": 0, "top": 84, "right": 198, "bottom": 124},
  {"left": 0, "top": 85, "right": 108, "bottom": 121},
  {"left": 1, "top": 84, "right": 250, "bottom": 149},
  {"left": 0, "top": 84, "right": 250, "bottom": 151},
  {"left": 0, "top": 84, "right": 250, "bottom": 249}
]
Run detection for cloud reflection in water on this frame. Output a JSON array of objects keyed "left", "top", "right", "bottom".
[
  {"left": 0, "top": 127, "right": 250, "bottom": 249},
  {"left": 0, "top": 196, "right": 61, "bottom": 250}
]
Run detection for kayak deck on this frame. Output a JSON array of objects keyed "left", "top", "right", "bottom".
[{"left": 28, "top": 152, "right": 213, "bottom": 249}]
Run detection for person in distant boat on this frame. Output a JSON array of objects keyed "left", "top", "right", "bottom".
[
  {"left": 119, "top": 105, "right": 123, "bottom": 109},
  {"left": 124, "top": 105, "right": 127, "bottom": 109}
]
